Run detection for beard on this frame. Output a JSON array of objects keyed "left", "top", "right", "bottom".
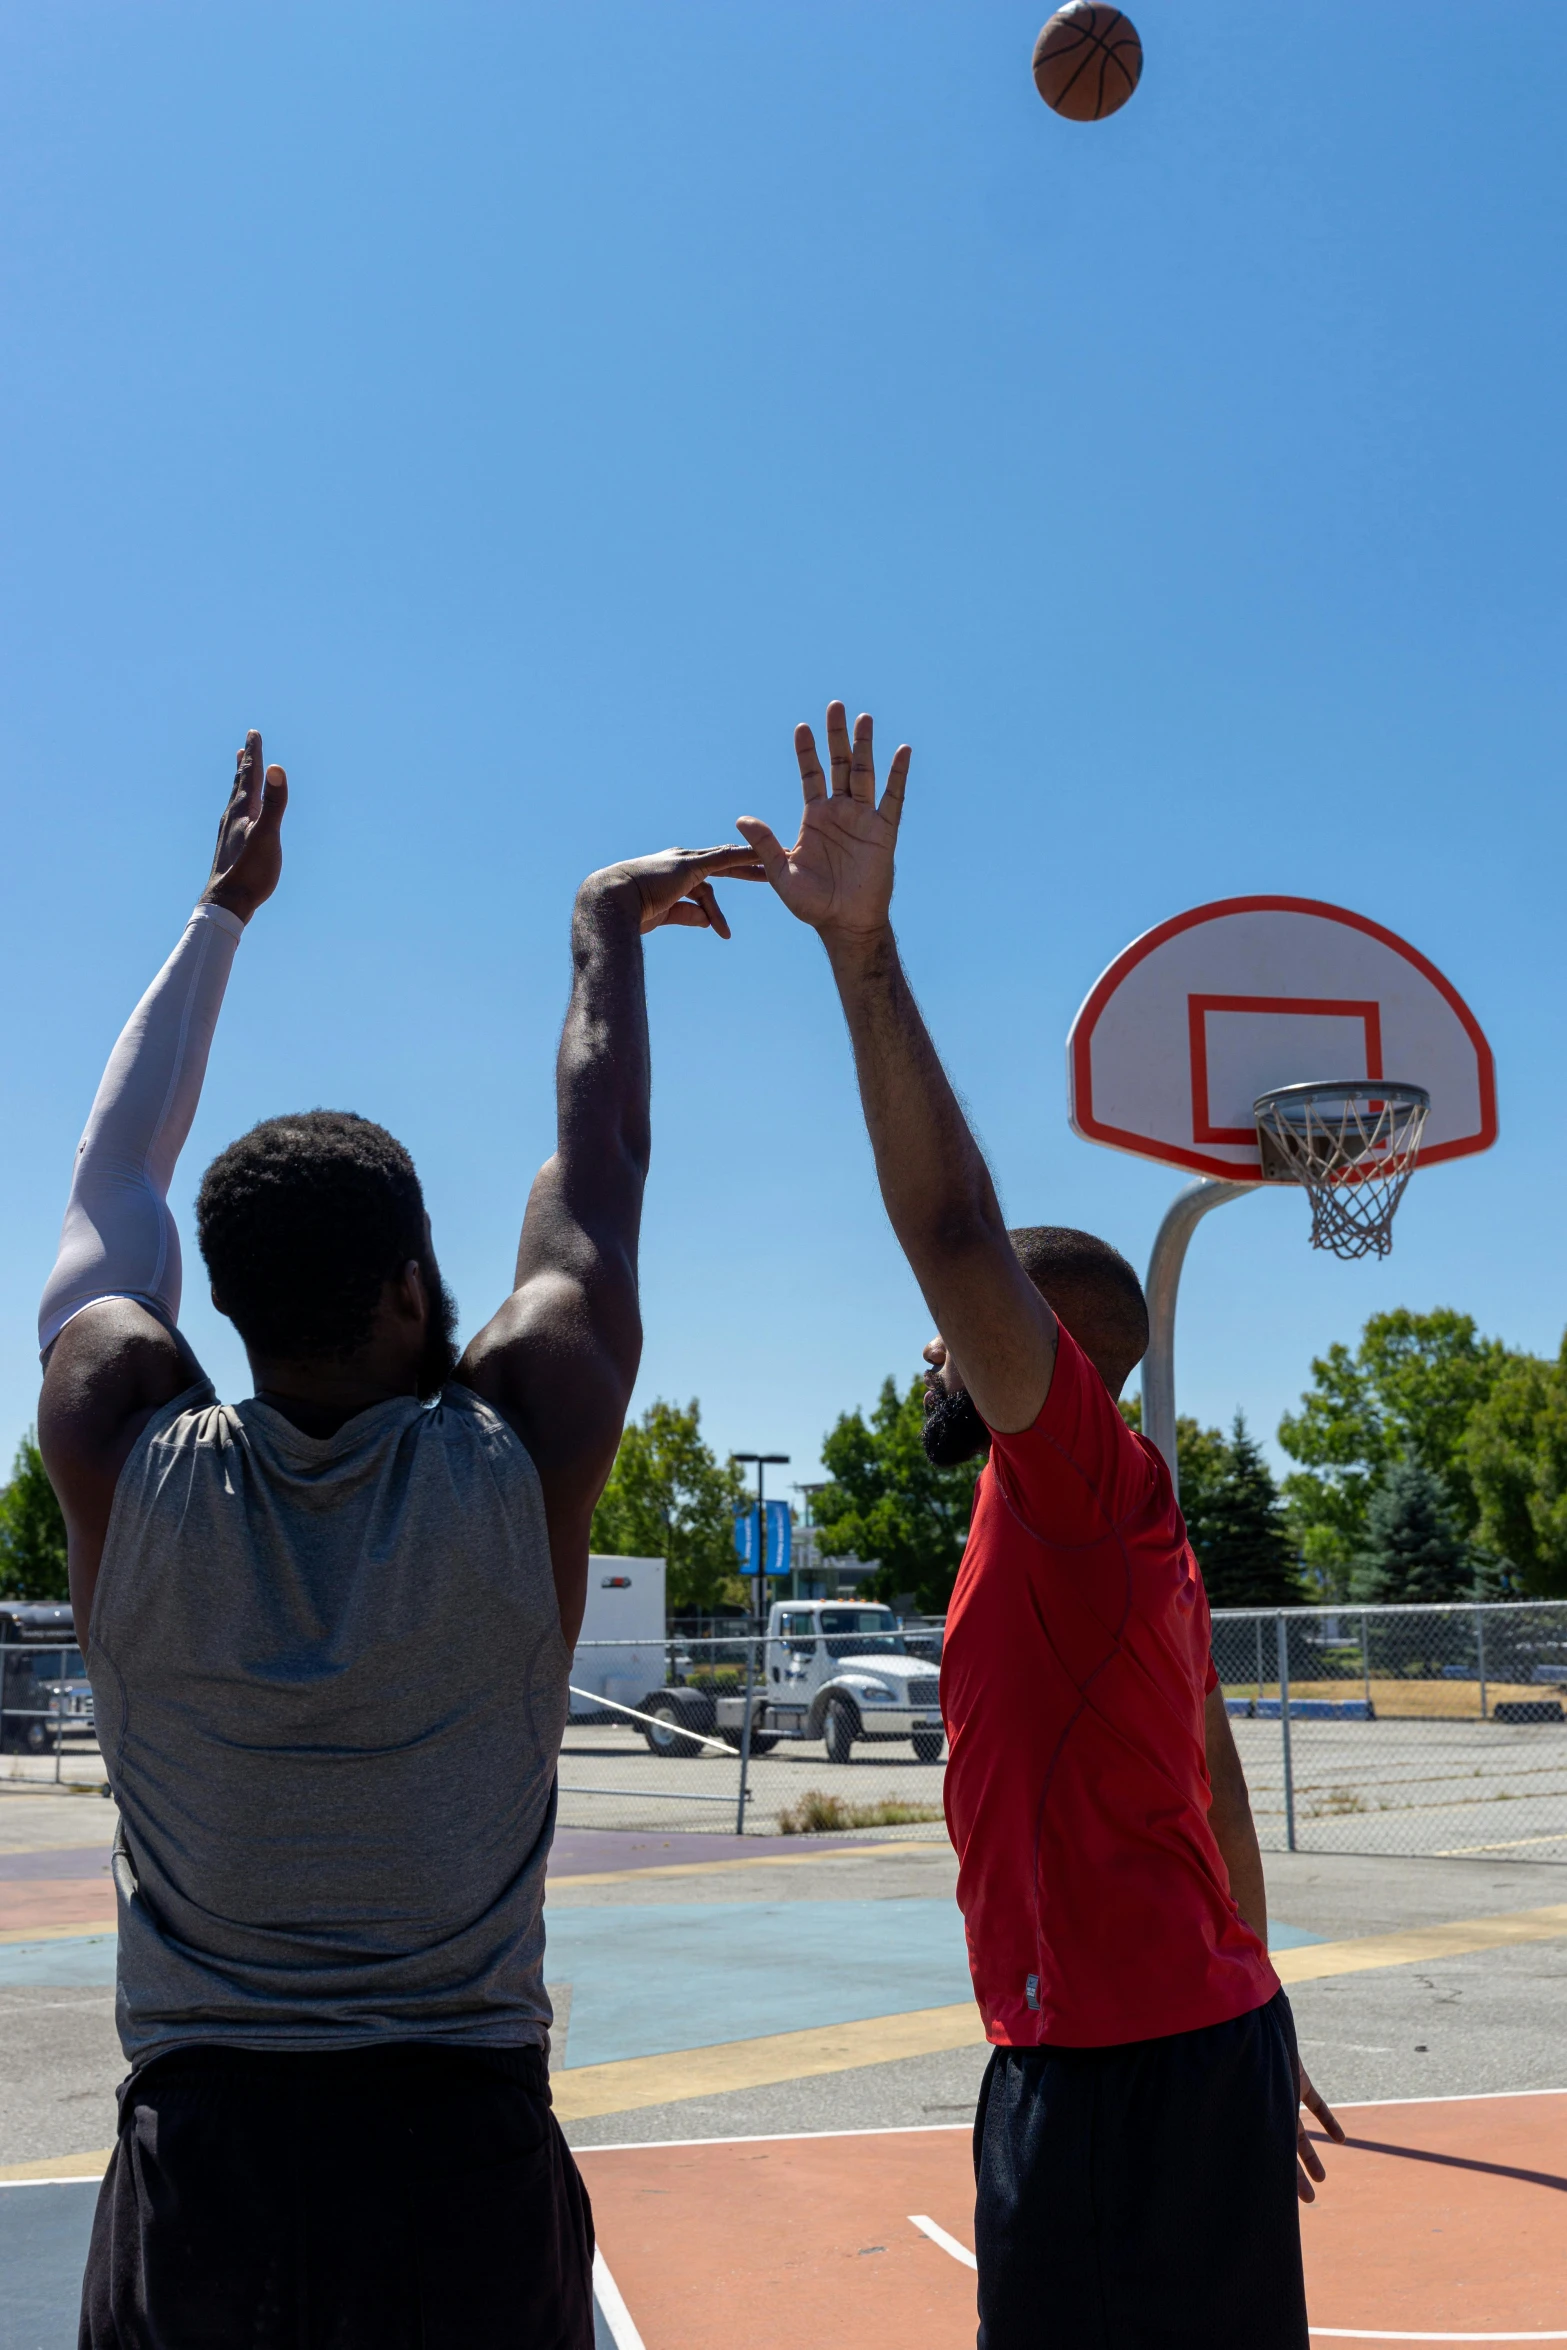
[
  {"left": 921, "top": 1381, "right": 991, "bottom": 1467},
  {"left": 416, "top": 1256, "right": 461, "bottom": 1401}
]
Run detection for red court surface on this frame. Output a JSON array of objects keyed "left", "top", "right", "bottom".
[{"left": 577, "top": 2091, "right": 1567, "bottom": 2345}]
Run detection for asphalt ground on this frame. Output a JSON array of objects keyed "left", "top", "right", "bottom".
[{"left": 3, "top": 1792, "right": 1566, "bottom": 2347}]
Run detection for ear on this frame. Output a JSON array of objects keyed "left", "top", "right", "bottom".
[
  {"left": 210, "top": 1286, "right": 231, "bottom": 1320},
  {"left": 390, "top": 1259, "right": 427, "bottom": 1325}
]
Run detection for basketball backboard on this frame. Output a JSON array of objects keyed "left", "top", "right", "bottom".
[{"left": 1068, "top": 895, "right": 1497, "bottom": 1183}]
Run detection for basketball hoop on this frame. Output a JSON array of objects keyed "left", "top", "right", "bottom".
[{"left": 1252, "top": 1080, "right": 1430, "bottom": 1261}]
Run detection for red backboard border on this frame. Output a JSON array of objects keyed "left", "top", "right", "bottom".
[{"left": 1069, "top": 895, "right": 1498, "bottom": 1180}]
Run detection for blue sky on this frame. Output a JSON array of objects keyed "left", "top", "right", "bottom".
[{"left": 1, "top": 4, "right": 1564, "bottom": 1499}]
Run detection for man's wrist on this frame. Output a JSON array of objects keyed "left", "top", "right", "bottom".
[
  {"left": 575, "top": 868, "right": 644, "bottom": 926},
  {"left": 820, "top": 919, "right": 896, "bottom": 980},
  {"left": 195, "top": 892, "right": 250, "bottom": 936}
]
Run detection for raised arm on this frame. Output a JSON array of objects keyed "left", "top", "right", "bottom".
[
  {"left": 458, "top": 844, "right": 762, "bottom": 1642},
  {"left": 38, "top": 732, "right": 287, "bottom": 1631},
  {"left": 737, "top": 705, "right": 1054, "bottom": 1434}
]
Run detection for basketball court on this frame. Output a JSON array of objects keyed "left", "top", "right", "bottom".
[{"left": 580, "top": 2094, "right": 1567, "bottom": 2347}]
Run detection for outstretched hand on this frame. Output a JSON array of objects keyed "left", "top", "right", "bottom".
[
  {"left": 1296, "top": 2061, "right": 1346, "bottom": 2204},
  {"left": 588, "top": 844, "right": 766, "bottom": 939},
  {"left": 737, "top": 702, "right": 909, "bottom": 941},
  {"left": 201, "top": 730, "right": 288, "bottom": 925}
]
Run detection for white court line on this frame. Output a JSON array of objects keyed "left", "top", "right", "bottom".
[
  {"left": 904, "top": 2217, "right": 1567, "bottom": 2341},
  {"left": 908, "top": 2213, "right": 976, "bottom": 2269},
  {"left": 0, "top": 2175, "right": 102, "bottom": 2190},
  {"left": 592, "top": 2249, "right": 648, "bottom": 2350},
  {"left": 576, "top": 2119, "right": 972, "bottom": 2154},
  {"left": 1309, "top": 2332, "right": 1567, "bottom": 2342},
  {"left": 1327, "top": 2087, "right": 1567, "bottom": 2112}
]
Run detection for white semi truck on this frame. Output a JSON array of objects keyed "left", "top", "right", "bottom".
[{"left": 645, "top": 1599, "right": 944, "bottom": 1765}]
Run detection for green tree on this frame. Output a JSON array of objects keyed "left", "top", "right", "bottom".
[
  {"left": 1278, "top": 1309, "right": 1513, "bottom": 1590},
  {"left": 1185, "top": 1413, "right": 1303, "bottom": 1609},
  {"left": 1119, "top": 1399, "right": 1230, "bottom": 1529},
  {"left": 1350, "top": 1459, "right": 1471, "bottom": 1603},
  {"left": 0, "top": 1432, "right": 69, "bottom": 1602},
  {"left": 1464, "top": 1341, "right": 1567, "bottom": 1597},
  {"left": 814, "top": 1376, "right": 977, "bottom": 1614},
  {"left": 589, "top": 1399, "right": 749, "bottom": 1613}
]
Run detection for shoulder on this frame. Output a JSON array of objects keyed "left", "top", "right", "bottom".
[
  {"left": 427, "top": 1384, "right": 543, "bottom": 1477},
  {"left": 40, "top": 1302, "right": 207, "bottom": 1489},
  {"left": 984, "top": 1322, "right": 1160, "bottom": 1541}
]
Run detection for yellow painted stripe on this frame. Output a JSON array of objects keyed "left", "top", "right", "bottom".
[
  {"left": 12, "top": 1900, "right": 1567, "bottom": 2171},
  {"left": 0, "top": 2148, "right": 112, "bottom": 2182},
  {"left": 549, "top": 1839, "right": 944, "bottom": 1893},
  {"left": 556, "top": 1901, "right": 1567, "bottom": 2121},
  {"left": 0, "top": 1919, "right": 116, "bottom": 1946},
  {"left": 1271, "top": 1903, "right": 1567, "bottom": 1985},
  {"left": 552, "top": 2002, "right": 984, "bottom": 2121}
]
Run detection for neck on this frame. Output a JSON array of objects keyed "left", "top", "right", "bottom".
[{"left": 249, "top": 1356, "right": 419, "bottom": 1439}]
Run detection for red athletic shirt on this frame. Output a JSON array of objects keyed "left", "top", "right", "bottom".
[{"left": 940, "top": 1320, "right": 1279, "bottom": 2049}]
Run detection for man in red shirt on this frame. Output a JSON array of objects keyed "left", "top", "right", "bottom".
[{"left": 739, "top": 705, "right": 1342, "bottom": 2348}]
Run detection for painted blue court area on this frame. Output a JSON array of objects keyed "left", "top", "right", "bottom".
[
  {"left": 0, "top": 1934, "right": 116, "bottom": 1989},
  {"left": 0, "top": 2182, "right": 96, "bottom": 2350},
  {"left": 545, "top": 1900, "right": 1325, "bottom": 2069}
]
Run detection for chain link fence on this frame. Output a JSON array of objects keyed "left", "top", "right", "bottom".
[
  {"left": 562, "top": 1627, "right": 950, "bottom": 1838},
  {"left": 0, "top": 1635, "right": 101, "bottom": 1784},
  {"left": 1212, "top": 1601, "right": 1567, "bottom": 1861},
  {"left": 12, "top": 1600, "right": 1561, "bottom": 1863}
]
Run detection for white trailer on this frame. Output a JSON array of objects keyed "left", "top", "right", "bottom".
[{"left": 567, "top": 1556, "right": 666, "bottom": 1722}]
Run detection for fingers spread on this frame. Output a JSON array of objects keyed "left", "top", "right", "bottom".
[
  {"left": 795, "top": 723, "right": 827, "bottom": 804},
  {"left": 826, "top": 701, "right": 853, "bottom": 796},
  {"left": 848, "top": 710, "right": 876, "bottom": 803},
  {"left": 881, "top": 743, "right": 912, "bottom": 823}
]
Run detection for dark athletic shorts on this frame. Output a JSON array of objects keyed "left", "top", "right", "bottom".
[
  {"left": 80, "top": 2040, "right": 594, "bottom": 2350},
  {"left": 973, "top": 1987, "right": 1308, "bottom": 2350}
]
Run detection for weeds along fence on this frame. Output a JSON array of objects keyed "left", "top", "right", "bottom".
[
  {"left": 1210, "top": 1601, "right": 1567, "bottom": 1861},
  {"left": 562, "top": 1629, "right": 950, "bottom": 1839}
]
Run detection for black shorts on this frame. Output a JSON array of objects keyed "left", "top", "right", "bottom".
[
  {"left": 973, "top": 1988, "right": 1307, "bottom": 2350},
  {"left": 80, "top": 2040, "right": 595, "bottom": 2350}
]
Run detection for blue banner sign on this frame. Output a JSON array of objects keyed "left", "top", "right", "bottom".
[{"left": 732, "top": 1501, "right": 791, "bottom": 1577}]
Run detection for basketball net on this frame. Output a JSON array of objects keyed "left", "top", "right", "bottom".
[{"left": 1252, "top": 1081, "right": 1430, "bottom": 1261}]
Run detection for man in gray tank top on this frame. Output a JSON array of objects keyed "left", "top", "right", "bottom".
[{"left": 38, "top": 731, "right": 763, "bottom": 2349}]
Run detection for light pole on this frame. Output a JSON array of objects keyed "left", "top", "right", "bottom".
[
  {"left": 732, "top": 1453, "right": 790, "bottom": 1623},
  {"left": 731, "top": 1453, "right": 789, "bottom": 1837}
]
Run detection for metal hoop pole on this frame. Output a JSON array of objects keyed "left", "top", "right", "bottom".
[
  {"left": 1277, "top": 1612, "right": 1297, "bottom": 1853},
  {"left": 1142, "top": 1179, "right": 1260, "bottom": 1498}
]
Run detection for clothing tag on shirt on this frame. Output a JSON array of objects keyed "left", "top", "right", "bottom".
[{"left": 1025, "top": 1974, "right": 1039, "bottom": 2011}]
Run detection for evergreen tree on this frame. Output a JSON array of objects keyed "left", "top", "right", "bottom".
[
  {"left": 0, "top": 1433, "right": 69, "bottom": 1602},
  {"left": 1187, "top": 1413, "right": 1302, "bottom": 1609},
  {"left": 1350, "top": 1459, "right": 1472, "bottom": 1604},
  {"left": 589, "top": 1399, "right": 749, "bottom": 1613}
]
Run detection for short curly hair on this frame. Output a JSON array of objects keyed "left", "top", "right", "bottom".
[
  {"left": 196, "top": 1111, "right": 428, "bottom": 1361},
  {"left": 1009, "top": 1224, "right": 1149, "bottom": 1392}
]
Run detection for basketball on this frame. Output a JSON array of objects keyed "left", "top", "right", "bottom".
[{"left": 1032, "top": 4, "right": 1143, "bottom": 122}]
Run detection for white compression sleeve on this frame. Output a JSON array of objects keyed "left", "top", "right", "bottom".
[{"left": 39, "top": 903, "right": 245, "bottom": 1353}]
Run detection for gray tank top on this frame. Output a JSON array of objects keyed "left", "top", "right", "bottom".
[{"left": 88, "top": 1380, "right": 568, "bottom": 2063}]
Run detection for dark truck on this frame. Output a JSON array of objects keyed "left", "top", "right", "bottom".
[{"left": 0, "top": 1601, "right": 96, "bottom": 1756}]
